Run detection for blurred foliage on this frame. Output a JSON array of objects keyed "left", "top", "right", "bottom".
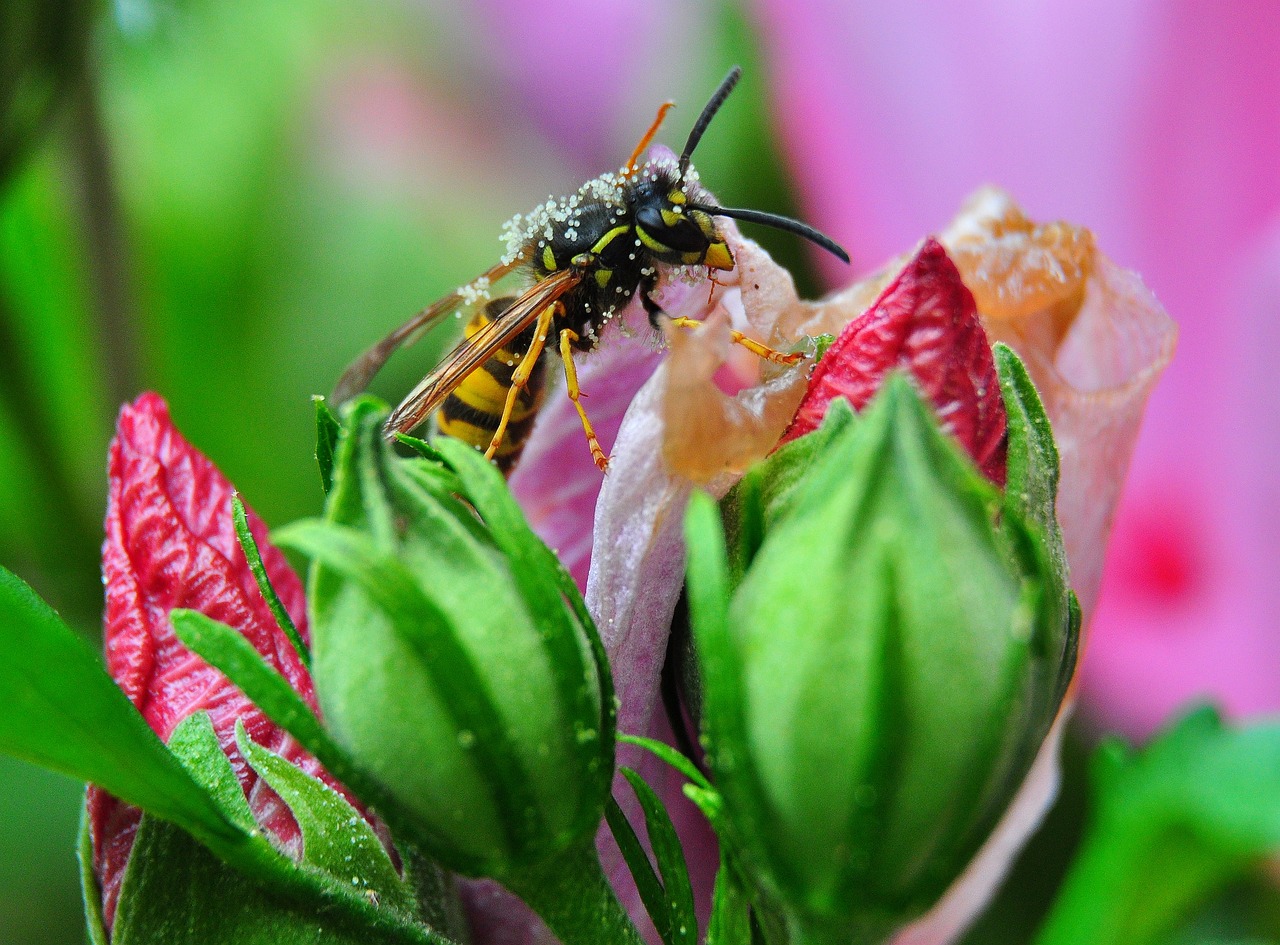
[{"left": 0, "top": 0, "right": 95, "bottom": 184}]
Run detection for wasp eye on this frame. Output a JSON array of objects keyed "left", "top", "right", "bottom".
[{"left": 636, "top": 204, "right": 707, "bottom": 253}]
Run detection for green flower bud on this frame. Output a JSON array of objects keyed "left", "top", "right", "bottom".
[
  {"left": 685, "top": 369, "right": 1078, "bottom": 945},
  {"left": 278, "top": 399, "right": 614, "bottom": 882}
]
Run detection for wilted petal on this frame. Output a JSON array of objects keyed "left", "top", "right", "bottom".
[{"left": 939, "top": 188, "right": 1178, "bottom": 617}]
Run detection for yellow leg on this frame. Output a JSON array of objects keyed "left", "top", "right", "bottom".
[
  {"left": 560, "top": 329, "right": 609, "bottom": 472},
  {"left": 486, "top": 304, "right": 555, "bottom": 460},
  {"left": 666, "top": 316, "right": 805, "bottom": 366}
]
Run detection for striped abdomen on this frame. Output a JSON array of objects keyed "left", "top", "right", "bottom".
[{"left": 435, "top": 297, "right": 548, "bottom": 474}]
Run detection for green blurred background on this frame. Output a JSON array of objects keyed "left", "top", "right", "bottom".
[{"left": 1, "top": 1, "right": 1277, "bottom": 943}]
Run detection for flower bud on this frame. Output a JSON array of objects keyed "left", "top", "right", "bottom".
[
  {"left": 287, "top": 399, "right": 613, "bottom": 882},
  {"left": 686, "top": 373, "right": 1076, "bottom": 945},
  {"left": 89, "top": 393, "right": 376, "bottom": 930}
]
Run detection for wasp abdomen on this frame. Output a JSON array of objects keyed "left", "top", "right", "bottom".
[{"left": 435, "top": 297, "right": 548, "bottom": 473}]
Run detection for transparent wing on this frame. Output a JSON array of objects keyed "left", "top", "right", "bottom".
[
  {"left": 331, "top": 256, "right": 525, "bottom": 404},
  {"left": 383, "top": 267, "right": 582, "bottom": 438}
]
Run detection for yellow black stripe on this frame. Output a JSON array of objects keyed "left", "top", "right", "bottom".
[{"left": 433, "top": 298, "right": 549, "bottom": 473}]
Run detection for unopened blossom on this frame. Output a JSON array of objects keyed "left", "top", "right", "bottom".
[{"left": 87, "top": 393, "right": 373, "bottom": 929}]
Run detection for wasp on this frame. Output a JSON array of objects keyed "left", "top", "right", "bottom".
[{"left": 332, "top": 67, "right": 849, "bottom": 473}]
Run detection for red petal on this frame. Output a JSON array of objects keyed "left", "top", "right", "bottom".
[
  {"left": 780, "top": 238, "right": 1008, "bottom": 485},
  {"left": 90, "top": 393, "right": 360, "bottom": 927}
]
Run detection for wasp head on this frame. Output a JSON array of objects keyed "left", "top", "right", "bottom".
[{"left": 631, "top": 173, "right": 734, "bottom": 271}]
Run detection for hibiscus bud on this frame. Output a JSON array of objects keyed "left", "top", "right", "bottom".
[
  {"left": 686, "top": 373, "right": 1076, "bottom": 945},
  {"left": 283, "top": 398, "right": 613, "bottom": 882},
  {"left": 89, "top": 393, "right": 375, "bottom": 929},
  {"left": 782, "top": 236, "right": 1008, "bottom": 484}
]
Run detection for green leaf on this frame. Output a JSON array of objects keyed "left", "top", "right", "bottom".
[
  {"left": 620, "top": 768, "right": 698, "bottom": 945},
  {"left": 232, "top": 494, "right": 309, "bottom": 667},
  {"left": 315, "top": 396, "right": 342, "bottom": 495},
  {"left": 1036, "top": 707, "right": 1280, "bottom": 945},
  {"left": 0, "top": 565, "right": 239, "bottom": 846},
  {"left": 0, "top": 583, "right": 439, "bottom": 945},
  {"left": 112, "top": 816, "right": 444, "bottom": 945},
  {"left": 236, "top": 722, "right": 415, "bottom": 917}
]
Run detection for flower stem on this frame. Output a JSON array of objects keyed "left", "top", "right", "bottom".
[{"left": 505, "top": 842, "right": 645, "bottom": 945}]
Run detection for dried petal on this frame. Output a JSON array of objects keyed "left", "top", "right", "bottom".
[
  {"left": 780, "top": 237, "right": 1008, "bottom": 484},
  {"left": 88, "top": 393, "right": 362, "bottom": 927},
  {"left": 939, "top": 188, "right": 1178, "bottom": 616}
]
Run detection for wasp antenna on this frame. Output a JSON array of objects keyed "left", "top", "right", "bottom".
[
  {"left": 695, "top": 204, "right": 851, "bottom": 264},
  {"left": 679, "top": 66, "right": 743, "bottom": 178}
]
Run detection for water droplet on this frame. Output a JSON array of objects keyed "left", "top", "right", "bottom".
[{"left": 457, "top": 730, "right": 476, "bottom": 748}]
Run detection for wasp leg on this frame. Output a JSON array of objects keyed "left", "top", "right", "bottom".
[
  {"left": 665, "top": 316, "right": 805, "bottom": 366},
  {"left": 486, "top": 303, "right": 556, "bottom": 461},
  {"left": 641, "top": 288, "right": 666, "bottom": 331},
  {"left": 559, "top": 328, "right": 609, "bottom": 472}
]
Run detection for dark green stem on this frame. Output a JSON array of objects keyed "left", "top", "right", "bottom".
[
  {"left": 505, "top": 842, "right": 645, "bottom": 945},
  {"left": 68, "top": 64, "right": 140, "bottom": 408}
]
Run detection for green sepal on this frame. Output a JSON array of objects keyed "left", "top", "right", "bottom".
[
  {"left": 620, "top": 767, "right": 698, "bottom": 945},
  {"left": 605, "top": 796, "right": 668, "bottom": 941},
  {"left": 706, "top": 853, "right": 754, "bottom": 945},
  {"left": 156, "top": 710, "right": 442, "bottom": 943},
  {"left": 170, "top": 608, "right": 448, "bottom": 865},
  {"left": 433, "top": 437, "right": 612, "bottom": 805},
  {"left": 232, "top": 494, "right": 309, "bottom": 668},
  {"left": 111, "top": 815, "right": 448, "bottom": 945},
  {"left": 274, "top": 517, "right": 540, "bottom": 875},
  {"left": 315, "top": 395, "right": 342, "bottom": 495},
  {"left": 618, "top": 738, "right": 786, "bottom": 945},
  {"left": 689, "top": 376, "right": 1076, "bottom": 943},
  {"left": 993, "top": 343, "right": 1060, "bottom": 545},
  {"left": 1037, "top": 707, "right": 1280, "bottom": 945},
  {"left": 78, "top": 800, "right": 110, "bottom": 945},
  {"left": 399, "top": 839, "right": 471, "bottom": 942},
  {"left": 235, "top": 721, "right": 415, "bottom": 917},
  {"left": 170, "top": 610, "right": 327, "bottom": 768},
  {"left": 718, "top": 398, "right": 856, "bottom": 584},
  {"left": 0, "top": 565, "right": 240, "bottom": 846},
  {"left": 994, "top": 341, "right": 1078, "bottom": 710},
  {"left": 289, "top": 396, "right": 614, "bottom": 885},
  {"left": 167, "top": 712, "right": 256, "bottom": 835}
]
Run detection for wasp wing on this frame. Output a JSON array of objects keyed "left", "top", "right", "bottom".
[
  {"left": 383, "top": 267, "right": 582, "bottom": 438},
  {"left": 331, "top": 256, "right": 526, "bottom": 404}
]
